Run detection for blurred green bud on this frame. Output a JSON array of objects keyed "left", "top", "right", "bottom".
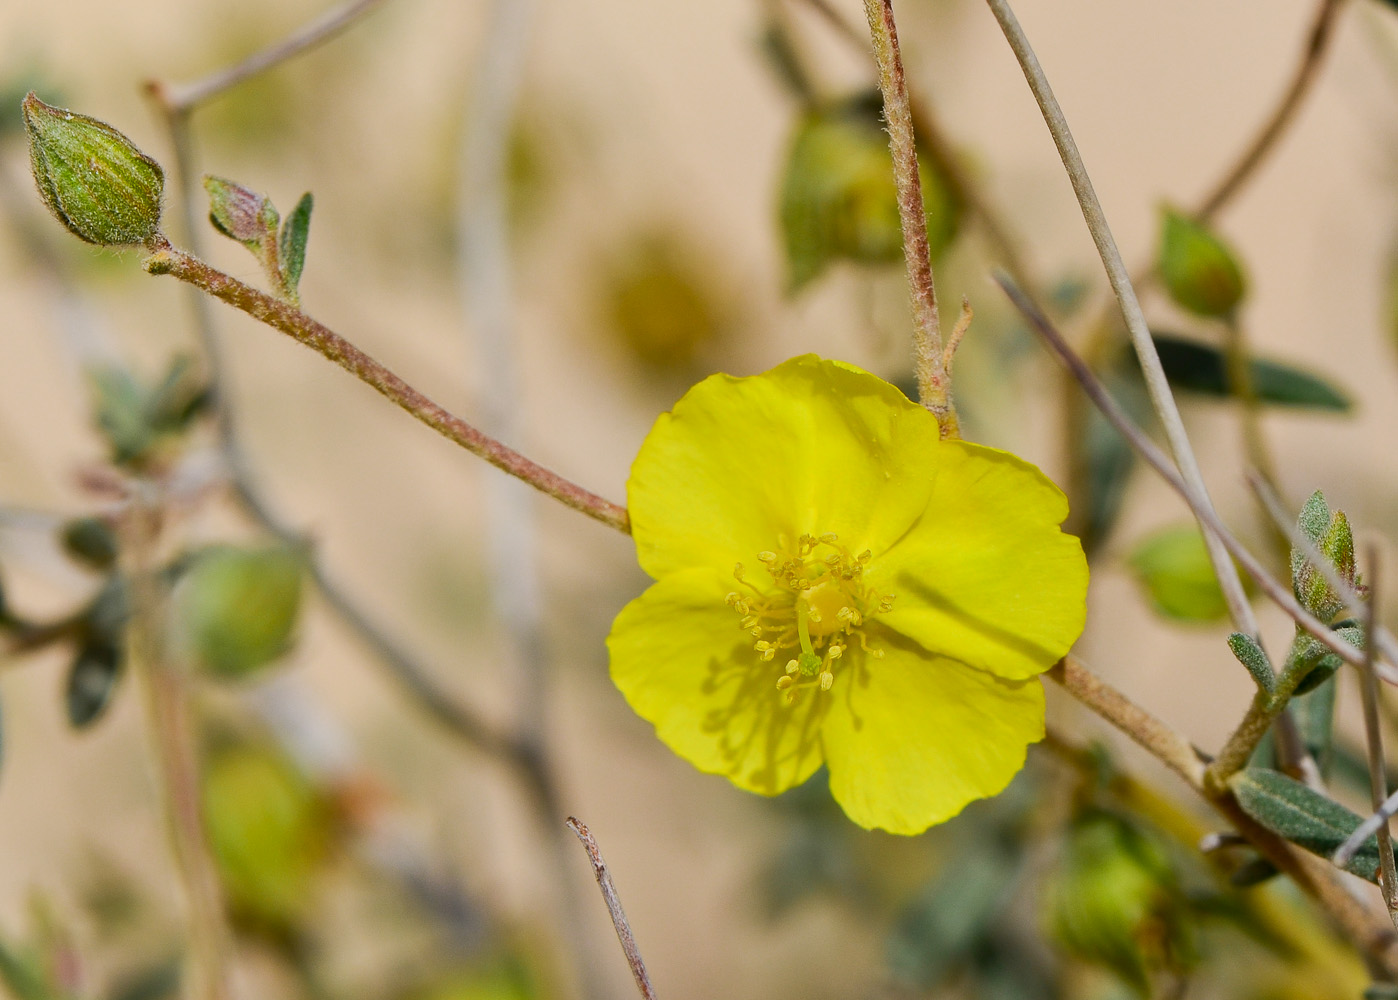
[
  {"left": 202, "top": 746, "right": 332, "bottom": 932},
  {"left": 1127, "top": 524, "right": 1234, "bottom": 623},
  {"left": 22, "top": 92, "right": 164, "bottom": 246},
  {"left": 1046, "top": 810, "right": 1192, "bottom": 996},
  {"left": 173, "top": 545, "right": 303, "bottom": 680},
  {"left": 1290, "top": 491, "right": 1358, "bottom": 623},
  {"left": 780, "top": 93, "right": 960, "bottom": 290},
  {"left": 60, "top": 516, "right": 117, "bottom": 572},
  {"left": 204, "top": 174, "right": 278, "bottom": 247},
  {"left": 1157, "top": 207, "right": 1245, "bottom": 319}
]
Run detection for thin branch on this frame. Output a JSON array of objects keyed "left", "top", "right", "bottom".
[
  {"left": 792, "top": 0, "right": 1040, "bottom": 296},
  {"left": 1050, "top": 654, "right": 1398, "bottom": 975},
  {"left": 1049, "top": 657, "right": 1206, "bottom": 789},
  {"left": 981, "top": 0, "right": 1256, "bottom": 639},
  {"left": 1194, "top": 0, "right": 1347, "bottom": 222},
  {"left": 862, "top": 0, "right": 958, "bottom": 437},
  {"left": 1358, "top": 549, "right": 1398, "bottom": 925},
  {"left": 152, "top": 0, "right": 386, "bottom": 111},
  {"left": 565, "top": 818, "right": 658, "bottom": 1000},
  {"left": 142, "top": 239, "right": 630, "bottom": 534}
]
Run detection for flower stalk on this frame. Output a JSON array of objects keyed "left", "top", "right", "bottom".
[
  {"left": 862, "top": 0, "right": 959, "bottom": 438},
  {"left": 140, "top": 238, "right": 630, "bottom": 534}
]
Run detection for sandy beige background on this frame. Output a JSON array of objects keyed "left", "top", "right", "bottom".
[{"left": 1, "top": 0, "right": 1397, "bottom": 997}]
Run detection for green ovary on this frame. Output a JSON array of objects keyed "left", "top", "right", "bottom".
[{"left": 724, "top": 533, "right": 894, "bottom": 703}]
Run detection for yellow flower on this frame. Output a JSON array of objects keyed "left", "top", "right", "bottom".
[{"left": 607, "top": 355, "right": 1088, "bottom": 834}]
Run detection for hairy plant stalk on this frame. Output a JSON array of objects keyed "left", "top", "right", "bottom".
[
  {"left": 1358, "top": 551, "right": 1398, "bottom": 925},
  {"left": 862, "top": 0, "right": 958, "bottom": 437},
  {"left": 794, "top": 0, "right": 1039, "bottom": 297},
  {"left": 141, "top": 239, "right": 630, "bottom": 534},
  {"left": 1049, "top": 657, "right": 1205, "bottom": 788}
]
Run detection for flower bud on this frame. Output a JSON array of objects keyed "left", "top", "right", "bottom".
[
  {"left": 1157, "top": 207, "right": 1246, "bottom": 319},
  {"left": 172, "top": 544, "right": 304, "bottom": 680},
  {"left": 22, "top": 92, "right": 164, "bottom": 246},
  {"left": 1046, "top": 810, "right": 1193, "bottom": 995}
]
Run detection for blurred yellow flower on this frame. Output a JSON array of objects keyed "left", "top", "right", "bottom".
[{"left": 607, "top": 356, "right": 1088, "bottom": 834}]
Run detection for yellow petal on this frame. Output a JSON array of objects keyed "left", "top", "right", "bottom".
[
  {"left": 822, "top": 634, "right": 1044, "bottom": 834},
  {"left": 607, "top": 567, "right": 828, "bottom": 795},
  {"left": 871, "top": 441, "right": 1087, "bottom": 681},
  {"left": 627, "top": 355, "right": 942, "bottom": 579}
]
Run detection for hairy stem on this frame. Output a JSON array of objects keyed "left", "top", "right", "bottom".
[
  {"left": 862, "top": 0, "right": 958, "bottom": 437},
  {"left": 142, "top": 240, "right": 630, "bottom": 534},
  {"left": 566, "top": 818, "right": 658, "bottom": 1000}
]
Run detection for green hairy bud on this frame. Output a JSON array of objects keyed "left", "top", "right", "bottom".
[{"left": 22, "top": 92, "right": 164, "bottom": 246}]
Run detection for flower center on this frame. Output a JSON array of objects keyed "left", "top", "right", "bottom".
[{"left": 725, "top": 533, "right": 894, "bottom": 703}]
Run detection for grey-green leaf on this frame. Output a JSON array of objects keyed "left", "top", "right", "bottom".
[
  {"left": 1148, "top": 334, "right": 1350, "bottom": 412},
  {"left": 278, "top": 192, "right": 312, "bottom": 302},
  {"left": 66, "top": 640, "right": 122, "bottom": 728},
  {"left": 1230, "top": 767, "right": 1388, "bottom": 882},
  {"left": 1227, "top": 632, "right": 1274, "bottom": 694}
]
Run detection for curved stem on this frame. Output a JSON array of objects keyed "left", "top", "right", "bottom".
[
  {"left": 1194, "top": 0, "right": 1346, "bottom": 222},
  {"left": 142, "top": 240, "right": 630, "bottom": 534}
]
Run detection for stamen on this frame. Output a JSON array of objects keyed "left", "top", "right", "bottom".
[{"left": 819, "top": 671, "right": 834, "bottom": 691}]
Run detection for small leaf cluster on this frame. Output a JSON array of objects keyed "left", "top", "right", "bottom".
[{"left": 205, "top": 175, "right": 312, "bottom": 305}]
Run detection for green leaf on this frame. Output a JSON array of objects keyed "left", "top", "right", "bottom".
[
  {"left": 1229, "top": 767, "right": 1389, "bottom": 882},
  {"left": 1148, "top": 334, "right": 1350, "bottom": 412},
  {"left": 1226, "top": 633, "right": 1273, "bottom": 694},
  {"left": 203, "top": 174, "right": 277, "bottom": 248},
  {"left": 60, "top": 516, "right": 117, "bottom": 572},
  {"left": 1157, "top": 207, "right": 1246, "bottom": 318},
  {"left": 277, "top": 192, "right": 312, "bottom": 303},
  {"left": 1293, "top": 676, "right": 1337, "bottom": 778},
  {"left": 66, "top": 640, "right": 122, "bottom": 728},
  {"left": 1127, "top": 525, "right": 1232, "bottom": 623}
]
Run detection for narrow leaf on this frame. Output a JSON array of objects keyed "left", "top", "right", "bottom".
[
  {"left": 1149, "top": 334, "right": 1350, "bottom": 412},
  {"left": 1230, "top": 768, "right": 1388, "bottom": 882},
  {"left": 1227, "top": 633, "right": 1273, "bottom": 694},
  {"left": 66, "top": 640, "right": 122, "bottom": 728},
  {"left": 1127, "top": 525, "right": 1232, "bottom": 623},
  {"left": 278, "top": 192, "right": 313, "bottom": 302}
]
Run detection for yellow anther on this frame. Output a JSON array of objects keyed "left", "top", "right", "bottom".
[
  {"left": 786, "top": 659, "right": 800, "bottom": 675},
  {"left": 819, "top": 671, "right": 834, "bottom": 691},
  {"left": 828, "top": 645, "right": 843, "bottom": 660},
  {"left": 733, "top": 563, "right": 746, "bottom": 581},
  {"left": 824, "top": 554, "right": 841, "bottom": 565},
  {"left": 858, "top": 550, "right": 872, "bottom": 563},
  {"left": 725, "top": 592, "right": 739, "bottom": 605},
  {"left": 758, "top": 550, "right": 777, "bottom": 563},
  {"left": 750, "top": 628, "right": 763, "bottom": 638},
  {"left": 740, "top": 615, "right": 759, "bottom": 629},
  {"left": 820, "top": 533, "right": 838, "bottom": 544},
  {"left": 776, "top": 676, "right": 794, "bottom": 691}
]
